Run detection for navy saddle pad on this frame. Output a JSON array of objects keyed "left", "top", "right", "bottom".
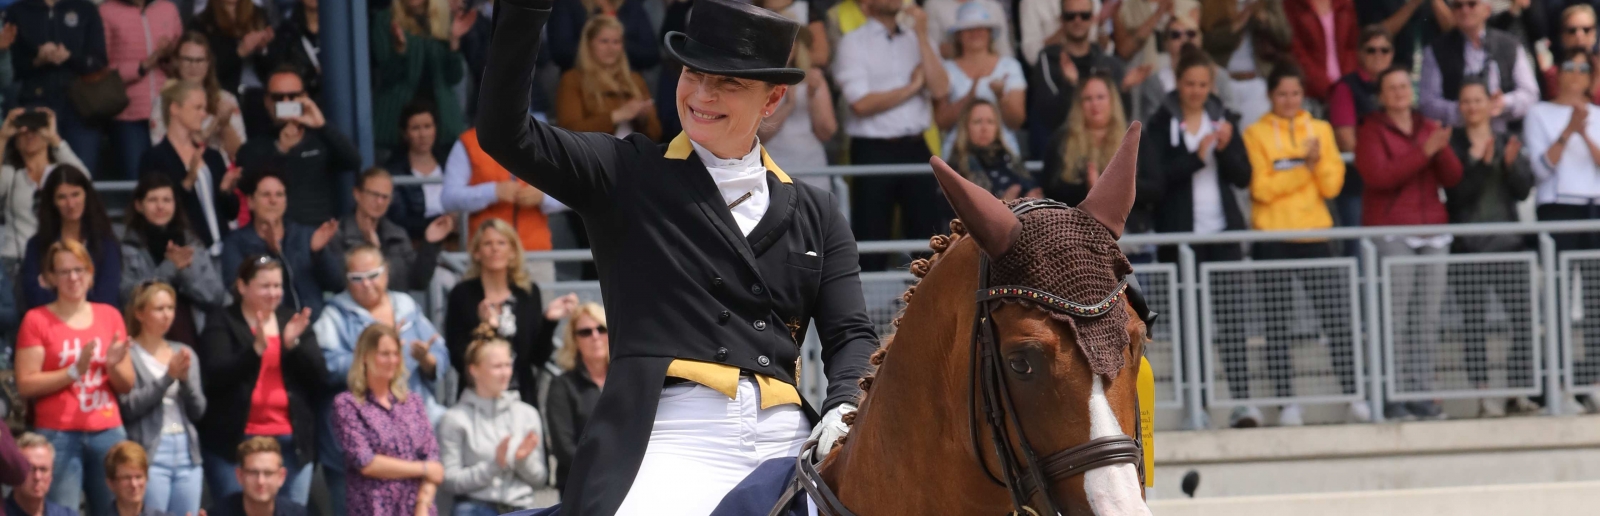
[{"left": 499, "top": 457, "right": 809, "bottom": 516}]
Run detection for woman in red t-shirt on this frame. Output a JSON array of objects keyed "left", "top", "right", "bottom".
[{"left": 14, "top": 239, "right": 135, "bottom": 515}]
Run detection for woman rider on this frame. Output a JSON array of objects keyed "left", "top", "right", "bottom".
[{"left": 476, "top": 0, "right": 878, "bottom": 514}]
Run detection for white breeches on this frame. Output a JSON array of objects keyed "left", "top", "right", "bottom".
[{"left": 615, "top": 377, "right": 809, "bottom": 516}]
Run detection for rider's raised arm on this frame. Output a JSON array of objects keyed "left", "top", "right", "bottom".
[{"left": 476, "top": 0, "right": 628, "bottom": 215}]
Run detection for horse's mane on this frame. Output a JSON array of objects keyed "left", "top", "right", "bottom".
[{"left": 835, "top": 220, "right": 971, "bottom": 446}]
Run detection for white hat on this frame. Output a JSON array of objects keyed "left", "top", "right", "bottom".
[{"left": 947, "top": 2, "right": 1002, "bottom": 37}]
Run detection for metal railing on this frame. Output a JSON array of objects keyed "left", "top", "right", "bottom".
[{"left": 433, "top": 219, "right": 1600, "bottom": 429}]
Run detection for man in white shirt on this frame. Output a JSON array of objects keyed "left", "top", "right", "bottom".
[
  {"left": 1418, "top": 0, "right": 1539, "bottom": 131},
  {"left": 833, "top": 0, "right": 950, "bottom": 270}
]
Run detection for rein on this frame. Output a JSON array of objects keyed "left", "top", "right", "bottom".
[{"left": 786, "top": 200, "right": 1147, "bottom": 516}]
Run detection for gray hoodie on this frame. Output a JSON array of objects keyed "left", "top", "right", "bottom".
[{"left": 438, "top": 389, "right": 548, "bottom": 508}]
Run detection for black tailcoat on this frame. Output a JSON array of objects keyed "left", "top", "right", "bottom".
[{"left": 478, "top": 1, "right": 879, "bottom": 513}]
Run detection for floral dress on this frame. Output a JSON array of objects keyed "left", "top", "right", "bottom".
[{"left": 333, "top": 390, "right": 440, "bottom": 516}]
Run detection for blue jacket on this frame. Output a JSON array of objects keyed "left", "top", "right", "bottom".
[
  {"left": 311, "top": 290, "right": 450, "bottom": 471},
  {"left": 219, "top": 223, "right": 344, "bottom": 320},
  {"left": 19, "top": 234, "right": 120, "bottom": 312},
  {"left": 5, "top": 0, "right": 106, "bottom": 108}
]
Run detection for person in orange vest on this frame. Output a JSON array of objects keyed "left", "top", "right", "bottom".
[{"left": 440, "top": 127, "right": 562, "bottom": 284}]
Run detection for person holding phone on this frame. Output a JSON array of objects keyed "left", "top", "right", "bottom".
[
  {"left": 0, "top": 107, "right": 85, "bottom": 281},
  {"left": 235, "top": 66, "right": 361, "bottom": 228},
  {"left": 119, "top": 173, "right": 229, "bottom": 347},
  {"left": 5, "top": 0, "right": 109, "bottom": 176},
  {"left": 312, "top": 244, "right": 450, "bottom": 516}
]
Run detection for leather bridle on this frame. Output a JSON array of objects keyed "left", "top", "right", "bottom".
[{"left": 784, "top": 200, "right": 1151, "bottom": 516}]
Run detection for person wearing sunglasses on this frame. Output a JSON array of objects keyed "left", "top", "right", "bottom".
[
  {"left": 1125, "top": 11, "right": 1226, "bottom": 123},
  {"left": 1542, "top": 4, "right": 1600, "bottom": 103},
  {"left": 1028, "top": 0, "right": 1138, "bottom": 159},
  {"left": 544, "top": 301, "right": 609, "bottom": 493},
  {"left": 311, "top": 243, "right": 451, "bottom": 516},
  {"left": 197, "top": 255, "right": 323, "bottom": 510},
  {"left": 1418, "top": 0, "right": 1539, "bottom": 131},
  {"left": 235, "top": 66, "right": 361, "bottom": 228},
  {"left": 1327, "top": 27, "right": 1398, "bottom": 231},
  {"left": 1283, "top": 0, "right": 1358, "bottom": 102}
]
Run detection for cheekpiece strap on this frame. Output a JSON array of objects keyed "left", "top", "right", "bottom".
[{"left": 976, "top": 278, "right": 1129, "bottom": 318}]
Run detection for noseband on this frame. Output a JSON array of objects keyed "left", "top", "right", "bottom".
[{"left": 786, "top": 200, "right": 1149, "bottom": 516}]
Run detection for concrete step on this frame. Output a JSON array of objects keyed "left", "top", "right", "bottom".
[
  {"left": 1150, "top": 480, "right": 1600, "bottom": 515},
  {"left": 1149, "top": 414, "right": 1600, "bottom": 500}
]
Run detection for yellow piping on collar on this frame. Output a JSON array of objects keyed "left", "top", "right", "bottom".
[{"left": 665, "top": 132, "right": 792, "bottom": 184}]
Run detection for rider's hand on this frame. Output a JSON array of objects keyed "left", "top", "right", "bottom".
[{"left": 808, "top": 403, "right": 856, "bottom": 461}]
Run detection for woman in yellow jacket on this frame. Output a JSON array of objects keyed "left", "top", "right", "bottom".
[{"left": 1229, "top": 63, "right": 1363, "bottom": 429}]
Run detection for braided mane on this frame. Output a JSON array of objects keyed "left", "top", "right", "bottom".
[{"left": 834, "top": 220, "right": 970, "bottom": 444}]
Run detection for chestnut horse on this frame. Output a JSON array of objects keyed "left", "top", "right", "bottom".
[{"left": 804, "top": 125, "right": 1153, "bottom": 515}]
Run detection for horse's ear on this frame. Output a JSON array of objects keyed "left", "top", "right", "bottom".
[
  {"left": 929, "top": 156, "right": 1020, "bottom": 259},
  {"left": 1077, "top": 121, "right": 1142, "bottom": 239}
]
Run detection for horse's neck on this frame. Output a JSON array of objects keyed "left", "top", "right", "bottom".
[{"left": 823, "top": 240, "right": 1009, "bottom": 513}]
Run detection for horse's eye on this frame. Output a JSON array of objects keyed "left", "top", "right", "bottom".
[{"left": 1007, "top": 356, "right": 1032, "bottom": 375}]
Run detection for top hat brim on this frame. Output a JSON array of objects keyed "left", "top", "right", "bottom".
[{"left": 664, "top": 32, "right": 806, "bottom": 86}]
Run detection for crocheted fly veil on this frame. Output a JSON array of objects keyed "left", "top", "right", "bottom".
[{"left": 930, "top": 122, "right": 1143, "bottom": 378}]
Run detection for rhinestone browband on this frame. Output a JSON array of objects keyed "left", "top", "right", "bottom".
[{"left": 976, "top": 277, "right": 1129, "bottom": 318}]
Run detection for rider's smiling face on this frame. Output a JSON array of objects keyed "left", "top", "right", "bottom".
[{"left": 675, "top": 70, "right": 786, "bottom": 157}]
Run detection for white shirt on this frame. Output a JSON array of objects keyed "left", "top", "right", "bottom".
[
  {"left": 1525, "top": 101, "right": 1600, "bottom": 204},
  {"left": 691, "top": 139, "right": 769, "bottom": 236},
  {"left": 414, "top": 164, "right": 445, "bottom": 218},
  {"left": 1176, "top": 117, "right": 1226, "bottom": 234},
  {"left": 193, "top": 160, "right": 224, "bottom": 256},
  {"left": 834, "top": 18, "right": 933, "bottom": 139}
]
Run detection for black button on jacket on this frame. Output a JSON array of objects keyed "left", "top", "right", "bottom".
[{"left": 477, "top": 1, "right": 879, "bottom": 513}]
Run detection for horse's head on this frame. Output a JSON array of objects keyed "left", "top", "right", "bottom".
[{"left": 930, "top": 122, "right": 1153, "bottom": 515}]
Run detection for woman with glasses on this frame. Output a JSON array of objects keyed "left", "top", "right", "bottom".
[
  {"left": 140, "top": 80, "right": 242, "bottom": 256},
  {"left": 444, "top": 219, "right": 563, "bottom": 406},
  {"left": 117, "top": 282, "right": 207, "bottom": 516},
  {"left": 332, "top": 323, "right": 443, "bottom": 516},
  {"left": 1283, "top": 0, "right": 1357, "bottom": 103},
  {"left": 438, "top": 335, "right": 547, "bottom": 516},
  {"left": 151, "top": 31, "right": 248, "bottom": 163},
  {"left": 103, "top": 441, "right": 171, "bottom": 516},
  {"left": 119, "top": 174, "right": 228, "bottom": 347},
  {"left": 15, "top": 239, "right": 135, "bottom": 515},
  {"left": 544, "top": 301, "right": 608, "bottom": 493},
  {"left": 312, "top": 243, "right": 451, "bottom": 515},
  {"left": 220, "top": 169, "right": 344, "bottom": 320},
  {"left": 19, "top": 166, "right": 122, "bottom": 311},
  {"left": 197, "top": 255, "right": 322, "bottom": 508}
]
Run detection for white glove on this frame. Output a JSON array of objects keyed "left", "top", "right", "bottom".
[{"left": 808, "top": 403, "right": 856, "bottom": 459}]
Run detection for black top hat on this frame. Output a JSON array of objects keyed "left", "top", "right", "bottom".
[{"left": 663, "top": 0, "right": 806, "bottom": 85}]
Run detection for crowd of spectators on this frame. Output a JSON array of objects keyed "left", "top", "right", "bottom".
[{"left": 0, "top": 0, "right": 1594, "bottom": 513}]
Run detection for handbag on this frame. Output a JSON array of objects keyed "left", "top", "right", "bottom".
[{"left": 68, "top": 68, "right": 131, "bottom": 121}]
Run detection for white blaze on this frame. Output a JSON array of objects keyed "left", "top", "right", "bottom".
[{"left": 1082, "top": 376, "right": 1152, "bottom": 515}]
